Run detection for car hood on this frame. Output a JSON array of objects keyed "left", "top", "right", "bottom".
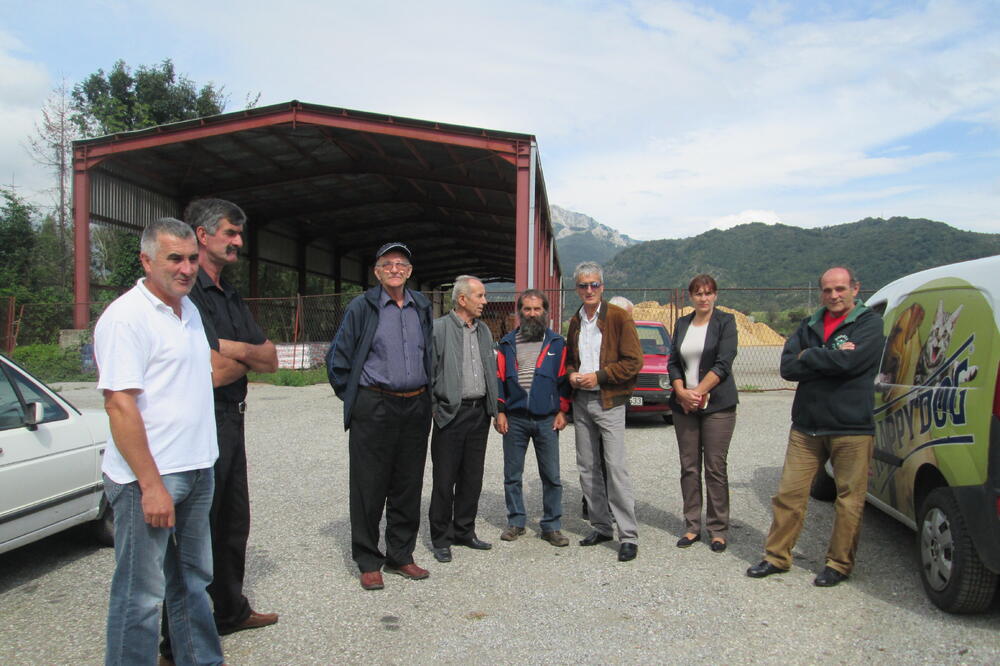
[{"left": 641, "top": 354, "right": 669, "bottom": 373}]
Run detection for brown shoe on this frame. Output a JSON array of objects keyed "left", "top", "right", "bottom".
[
  {"left": 360, "top": 570, "right": 385, "bottom": 590},
  {"left": 540, "top": 530, "right": 569, "bottom": 547},
  {"left": 500, "top": 525, "right": 527, "bottom": 541},
  {"left": 218, "top": 609, "right": 279, "bottom": 635},
  {"left": 384, "top": 563, "right": 430, "bottom": 580}
]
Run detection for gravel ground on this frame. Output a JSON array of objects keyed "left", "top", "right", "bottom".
[{"left": 1, "top": 383, "right": 998, "bottom": 665}]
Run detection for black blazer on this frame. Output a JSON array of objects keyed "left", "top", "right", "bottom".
[{"left": 667, "top": 308, "right": 739, "bottom": 414}]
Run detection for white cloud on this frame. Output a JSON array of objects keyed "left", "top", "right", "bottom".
[
  {"left": 0, "top": 30, "right": 54, "bottom": 198},
  {"left": 0, "top": 0, "right": 997, "bottom": 240},
  {"left": 710, "top": 210, "right": 782, "bottom": 230}
]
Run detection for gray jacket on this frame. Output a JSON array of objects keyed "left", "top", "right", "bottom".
[{"left": 431, "top": 311, "right": 499, "bottom": 428}]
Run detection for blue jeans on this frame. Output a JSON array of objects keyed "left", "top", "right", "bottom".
[
  {"left": 502, "top": 412, "right": 563, "bottom": 531},
  {"left": 104, "top": 469, "right": 223, "bottom": 666}
]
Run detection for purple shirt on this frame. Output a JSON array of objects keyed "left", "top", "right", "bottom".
[{"left": 360, "top": 288, "right": 428, "bottom": 391}]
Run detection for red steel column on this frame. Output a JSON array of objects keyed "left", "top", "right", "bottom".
[
  {"left": 72, "top": 155, "right": 91, "bottom": 330},
  {"left": 514, "top": 144, "right": 531, "bottom": 291}
]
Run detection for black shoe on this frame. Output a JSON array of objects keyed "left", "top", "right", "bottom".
[
  {"left": 618, "top": 543, "right": 638, "bottom": 562},
  {"left": 746, "top": 560, "right": 787, "bottom": 578},
  {"left": 676, "top": 533, "right": 701, "bottom": 548},
  {"left": 432, "top": 546, "right": 452, "bottom": 563},
  {"left": 579, "top": 531, "right": 614, "bottom": 546},
  {"left": 455, "top": 536, "right": 492, "bottom": 550},
  {"left": 709, "top": 539, "right": 727, "bottom": 553},
  {"left": 814, "top": 566, "right": 849, "bottom": 587}
]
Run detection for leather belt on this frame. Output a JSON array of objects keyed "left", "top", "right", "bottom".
[
  {"left": 362, "top": 385, "right": 426, "bottom": 398},
  {"left": 216, "top": 401, "right": 247, "bottom": 414},
  {"left": 461, "top": 397, "right": 486, "bottom": 409}
]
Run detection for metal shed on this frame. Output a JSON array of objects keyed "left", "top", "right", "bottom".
[{"left": 71, "top": 100, "right": 561, "bottom": 328}]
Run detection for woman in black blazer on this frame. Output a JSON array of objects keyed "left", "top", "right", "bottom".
[{"left": 667, "top": 274, "right": 738, "bottom": 552}]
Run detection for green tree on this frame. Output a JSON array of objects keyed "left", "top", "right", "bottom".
[
  {"left": 0, "top": 190, "right": 37, "bottom": 299},
  {"left": 70, "top": 59, "right": 226, "bottom": 137},
  {"left": 70, "top": 59, "right": 228, "bottom": 289},
  {"left": 91, "top": 225, "right": 143, "bottom": 289}
]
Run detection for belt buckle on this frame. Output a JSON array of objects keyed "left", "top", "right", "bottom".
[{"left": 238, "top": 401, "right": 247, "bottom": 414}]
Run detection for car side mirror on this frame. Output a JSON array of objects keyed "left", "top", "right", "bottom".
[{"left": 24, "top": 402, "right": 44, "bottom": 430}]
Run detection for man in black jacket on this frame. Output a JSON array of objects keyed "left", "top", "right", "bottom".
[
  {"left": 747, "top": 266, "right": 884, "bottom": 587},
  {"left": 326, "top": 242, "right": 434, "bottom": 591}
]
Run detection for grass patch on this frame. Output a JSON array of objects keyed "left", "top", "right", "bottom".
[
  {"left": 738, "top": 384, "right": 764, "bottom": 392},
  {"left": 247, "top": 367, "right": 327, "bottom": 386}
]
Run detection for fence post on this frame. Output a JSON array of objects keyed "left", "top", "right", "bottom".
[
  {"left": 3, "top": 296, "right": 14, "bottom": 355},
  {"left": 293, "top": 294, "right": 303, "bottom": 369}
]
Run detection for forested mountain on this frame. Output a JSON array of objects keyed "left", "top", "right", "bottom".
[{"left": 604, "top": 217, "right": 1000, "bottom": 294}]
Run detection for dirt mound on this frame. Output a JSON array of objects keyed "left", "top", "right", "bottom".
[{"left": 632, "top": 302, "right": 785, "bottom": 347}]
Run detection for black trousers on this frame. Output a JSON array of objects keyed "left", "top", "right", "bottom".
[
  {"left": 162, "top": 404, "right": 252, "bottom": 656},
  {"left": 206, "top": 406, "right": 253, "bottom": 629},
  {"left": 428, "top": 400, "right": 490, "bottom": 547},
  {"left": 349, "top": 388, "right": 431, "bottom": 572}
]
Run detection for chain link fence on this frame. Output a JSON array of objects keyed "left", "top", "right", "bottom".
[{"left": 4, "top": 286, "right": 867, "bottom": 390}]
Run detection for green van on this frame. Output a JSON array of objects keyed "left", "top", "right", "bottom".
[{"left": 862, "top": 256, "right": 999, "bottom": 612}]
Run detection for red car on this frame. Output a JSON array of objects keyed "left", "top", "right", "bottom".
[{"left": 627, "top": 320, "right": 673, "bottom": 423}]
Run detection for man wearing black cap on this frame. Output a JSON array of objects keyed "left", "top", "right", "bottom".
[{"left": 326, "top": 242, "right": 434, "bottom": 591}]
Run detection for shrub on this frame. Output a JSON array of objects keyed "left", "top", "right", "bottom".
[
  {"left": 11, "top": 344, "right": 95, "bottom": 382},
  {"left": 247, "top": 368, "right": 327, "bottom": 387}
]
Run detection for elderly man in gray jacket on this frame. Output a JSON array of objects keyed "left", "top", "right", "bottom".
[{"left": 428, "top": 275, "right": 500, "bottom": 563}]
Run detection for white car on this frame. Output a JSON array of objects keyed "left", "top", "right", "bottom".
[{"left": 0, "top": 354, "right": 113, "bottom": 554}]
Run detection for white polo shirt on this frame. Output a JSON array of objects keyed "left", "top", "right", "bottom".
[
  {"left": 577, "top": 303, "right": 602, "bottom": 391},
  {"left": 95, "top": 278, "right": 218, "bottom": 483}
]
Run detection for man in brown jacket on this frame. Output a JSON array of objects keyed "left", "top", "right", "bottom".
[{"left": 566, "top": 261, "right": 643, "bottom": 561}]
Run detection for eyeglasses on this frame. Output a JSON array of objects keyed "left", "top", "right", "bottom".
[
  {"left": 576, "top": 282, "right": 603, "bottom": 290},
  {"left": 377, "top": 261, "right": 411, "bottom": 271}
]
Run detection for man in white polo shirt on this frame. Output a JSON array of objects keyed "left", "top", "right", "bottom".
[{"left": 95, "top": 217, "right": 234, "bottom": 666}]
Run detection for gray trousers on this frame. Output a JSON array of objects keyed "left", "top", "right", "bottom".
[
  {"left": 573, "top": 392, "right": 638, "bottom": 543},
  {"left": 673, "top": 407, "right": 736, "bottom": 539}
]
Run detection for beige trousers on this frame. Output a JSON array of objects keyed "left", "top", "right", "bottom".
[{"left": 763, "top": 428, "right": 873, "bottom": 575}]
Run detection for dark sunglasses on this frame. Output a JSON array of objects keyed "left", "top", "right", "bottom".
[{"left": 576, "top": 281, "right": 603, "bottom": 290}]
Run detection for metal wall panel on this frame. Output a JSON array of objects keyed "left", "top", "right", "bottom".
[{"left": 90, "top": 168, "right": 180, "bottom": 230}]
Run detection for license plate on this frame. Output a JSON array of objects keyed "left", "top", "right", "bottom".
[{"left": 629, "top": 396, "right": 643, "bottom": 406}]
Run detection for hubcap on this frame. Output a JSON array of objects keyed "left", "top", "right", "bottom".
[{"left": 920, "top": 506, "right": 954, "bottom": 592}]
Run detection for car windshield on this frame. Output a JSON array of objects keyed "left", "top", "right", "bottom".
[{"left": 637, "top": 324, "right": 670, "bottom": 355}]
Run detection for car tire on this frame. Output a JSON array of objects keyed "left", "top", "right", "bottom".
[
  {"left": 94, "top": 500, "right": 115, "bottom": 547},
  {"left": 661, "top": 414, "right": 673, "bottom": 425},
  {"left": 809, "top": 465, "right": 837, "bottom": 502},
  {"left": 917, "top": 487, "right": 997, "bottom": 613}
]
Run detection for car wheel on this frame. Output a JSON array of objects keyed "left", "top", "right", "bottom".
[
  {"left": 917, "top": 487, "right": 997, "bottom": 613},
  {"left": 661, "top": 414, "right": 673, "bottom": 425},
  {"left": 95, "top": 501, "right": 115, "bottom": 547},
  {"left": 809, "top": 465, "right": 836, "bottom": 502}
]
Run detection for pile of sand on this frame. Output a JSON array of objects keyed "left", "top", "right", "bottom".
[{"left": 632, "top": 302, "right": 785, "bottom": 347}]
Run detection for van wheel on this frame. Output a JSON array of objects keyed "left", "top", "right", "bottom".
[
  {"left": 809, "top": 466, "right": 836, "bottom": 502},
  {"left": 94, "top": 501, "right": 115, "bottom": 547},
  {"left": 917, "top": 487, "right": 997, "bottom": 613},
  {"left": 662, "top": 414, "right": 673, "bottom": 425}
]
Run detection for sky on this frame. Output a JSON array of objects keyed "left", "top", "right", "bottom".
[{"left": 1, "top": 0, "right": 998, "bottom": 241}]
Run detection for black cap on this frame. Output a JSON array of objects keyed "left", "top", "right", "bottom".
[{"left": 375, "top": 242, "right": 412, "bottom": 260}]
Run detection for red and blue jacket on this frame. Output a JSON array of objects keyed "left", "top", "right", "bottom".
[{"left": 496, "top": 327, "right": 571, "bottom": 416}]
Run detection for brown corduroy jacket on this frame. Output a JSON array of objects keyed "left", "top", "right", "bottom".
[{"left": 566, "top": 301, "right": 643, "bottom": 409}]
